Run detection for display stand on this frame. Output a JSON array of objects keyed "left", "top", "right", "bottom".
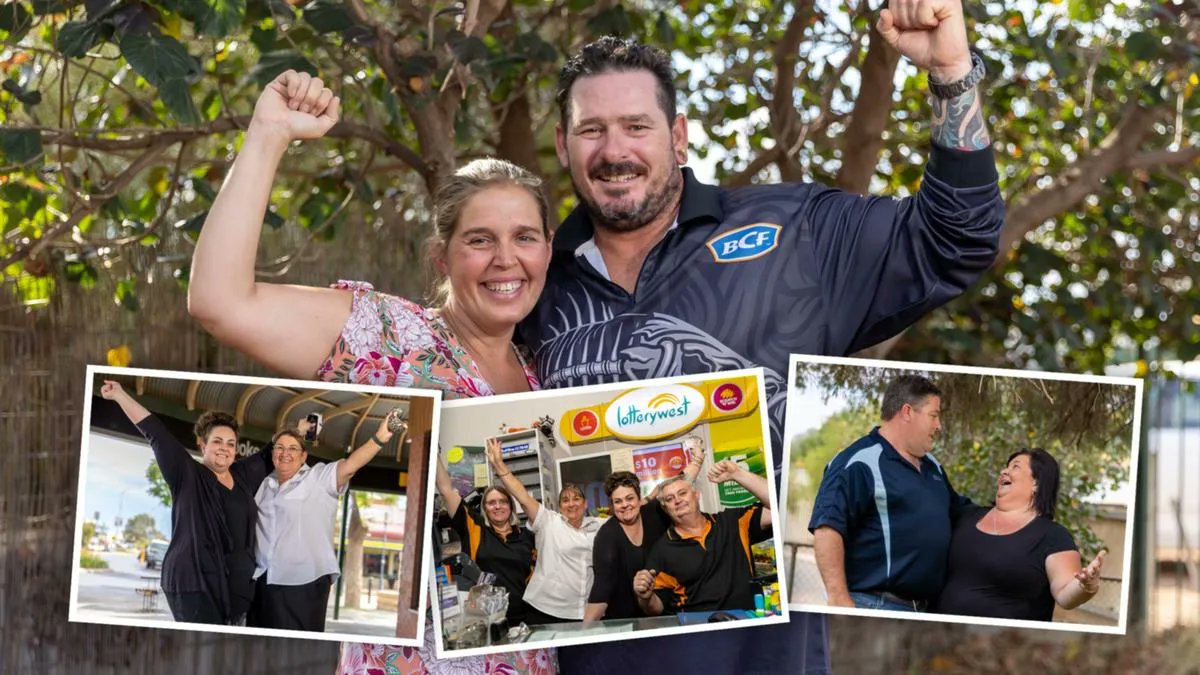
[{"left": 492, "top": 429, "right": 558, "bottom": 522}]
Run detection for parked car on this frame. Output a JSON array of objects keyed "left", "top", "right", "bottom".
[{"left": 145, "top": 540, "right": 168, "bottom": 570}]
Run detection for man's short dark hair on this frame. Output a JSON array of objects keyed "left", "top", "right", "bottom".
[
  {"left": 603, "top": 471, "right": 641, "bottom": 499},
  {"left": 194, "top": 411, "right": 238, "bottom": 443},
  {"left": 880, "top": 375, "right": 942, "bottom": 421},
  {"left": 557, "top": 36, "right": 677, "bottom": 125}
]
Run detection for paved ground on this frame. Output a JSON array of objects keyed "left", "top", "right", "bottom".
[{"left": 74, "top": 551, "right": 400, "bottom": 638}]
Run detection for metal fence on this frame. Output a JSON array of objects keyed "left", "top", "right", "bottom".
[{"left": 1141, "top": 372, "right": 1200, "bottom": 633}]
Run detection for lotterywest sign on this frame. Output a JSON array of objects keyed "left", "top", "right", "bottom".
[{"left": 558, "top": 374, "right": 760, "bottom": 445}]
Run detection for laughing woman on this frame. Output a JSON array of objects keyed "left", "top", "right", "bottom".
[
  {"left": 934, "top": 448, "right": 1107, "bottom": 621},
  {"left": 248, "top": 410, "right": 402, "bottom": 631},
  {"left": 99, "top": 380, "right": 272, "bottom": 625},
  {"left": 436, "top": 454, "right": 536, "bottom": 626},
  {"left": 186, "top": 71, "right": 555, "bottom": 673},
  {"left": 487, "top": 439, "right": 603, "bottom": 625}
]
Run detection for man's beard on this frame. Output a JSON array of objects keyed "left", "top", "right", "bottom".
[{"left": 577, "top": 158, "right": 684, "bottom": 233}]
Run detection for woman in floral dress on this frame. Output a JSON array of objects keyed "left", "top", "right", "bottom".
[{"left": 188, "top": 70, "right": 556, "bottom": 675}]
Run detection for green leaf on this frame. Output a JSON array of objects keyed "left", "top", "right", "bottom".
[
  {"left": 115, "top": 277, "right": 140, "bottom": 312},
  {"left": 448, "top": 32, "right": 489, "bottom": 65},
  {"left": 0, "top": 129, "right": 42, "bottom": 165},
  {"left": 0, "top": 2, "right": 33, "bottom": 40},
  {"left": 195, "top": 0, "right": 246, "bottom": 37},
  {"left": 514, "top": 32, "right": 557, "bottom": 63},
  {"left": 654, "top": 12, "right": 675, "bottom": 45},
  {"left": 29, "top": 0, "right": 64, "bottom": 14},
  {"left": 1125, "top": 32, "right": 1159, "bottom": 62},
  {"left": 159, "top": 78, "right": 200, "bottom": 124},
  {"left": 588, "top": 6, "right": 631, "bottom": 36},
  {"left": 264, "top": 208, "right": 284, "bottom": 229},
  {"left": 118, "top": 33, "right": 200, "bottom": 88},
  {"left": 1066, "top": 0, "right": 1096, "bottom": 23},
  {"left": 173, "top": 263, "right": 190, "bottom": 290},
  {"left": 176, "top": 211, "right": 207, "bottom": 239},
  {"left": 64, "top": 260, "right": 99, "bottom": 289},
  {"left": 191, "top": 176, "right": 217, "bottom": 202},
  {"left": 252, "top": 50, "right": 316, "bottom": 87},
  {"left": 249, "top": 24, "right": 276, "bottom": 52},
  {"left": 57, "top": 20, "right": 102, "bottom": 58},
  {"left": 302, "top": 0, "right": 353, "bottom": 34},
  {"left": 16, "top": 274, "right": 54, "bottom": 306},
  {"left": 2, "top": 79, "right": 41, "bottom": 105}
]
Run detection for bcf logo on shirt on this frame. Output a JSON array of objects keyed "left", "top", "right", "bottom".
[{"left": 706, "top": 223, "right": 781, "bottom": 263}]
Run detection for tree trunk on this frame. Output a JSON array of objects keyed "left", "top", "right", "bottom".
[{"left": 342, "top": 499, "right": 368, "bottom": 610}]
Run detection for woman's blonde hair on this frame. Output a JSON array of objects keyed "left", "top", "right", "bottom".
[{"left": 428, "top": 158, "right": 550, "bottom": 305}]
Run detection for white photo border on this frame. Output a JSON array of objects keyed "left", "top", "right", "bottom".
[
  {"left": 427, "top": 367, "right": 790, "bottom": 659},
  {"left": 780, "top": 353, "right": 1143, "bottom": 636},
  {"left": 69, "top": 364, "right": 442, "bottom": 647}
]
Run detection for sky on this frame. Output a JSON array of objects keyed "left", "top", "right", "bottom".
[{"left": 81, "top": 432, "right": 174, "bottom": 539}]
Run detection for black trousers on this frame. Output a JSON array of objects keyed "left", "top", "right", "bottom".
[
  {"left": 522, "top": 603, "right": 575, "bottom": 626},
  {"left": 164, "top": 591, "right": 225, "bottom": 624},
  {"left": 247, "top": 574, "right": 333, "bottom": 631}
]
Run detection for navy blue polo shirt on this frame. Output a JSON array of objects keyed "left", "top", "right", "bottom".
[
  {"left": 520, "top": 145, "right": 1004, "bottom": 462},
  {"left": 531, "top": 145, "right": 1002, "bottom": 675},
  {"left": 808, "top": 427, "right": 969, "bottom": 601}
]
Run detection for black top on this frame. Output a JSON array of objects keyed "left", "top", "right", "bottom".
[
  {"left": 449, "top": 503, "right": 536, "bottom": 624},
  {"left": 646, "top": 505, "right": 771, "bottom": 614},
  {"left": 220, "top": 484, "right": 258, "bottom": 619},
  {"left": 136, "top": 415, "right": 273, "bottom": 622},
  {"left": 588, "top": 501, "right": 670, "bottom": 619},
  {"left": 520, "top": 145, "right": 1004, "bottom": 460},
  {"left": 934, "top": 504, "right": 1077, "bottom": 621},
  {"left": 540, "top": 144, "right": 1002, "bottom": 672}
]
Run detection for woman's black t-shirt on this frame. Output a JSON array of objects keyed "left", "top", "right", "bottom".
[
  {"left": 934, "top": 504, "right": 1076, "bottom": 621},
  {"left": 220, "top": 482, "right": 259, "bottom": 619},
  {"left": 449, "top": 504, "right": 536, "bottom": 624}
]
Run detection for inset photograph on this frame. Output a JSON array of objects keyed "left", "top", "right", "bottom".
[
  {"left": 70, "top": 365, "right": 439, "bottom": 646},
  {"left": 782, "top": 355, "right": 1140, "bottom": 634},
  {"left": 428, "top": 369, "right": 787, "bottom": 657}
]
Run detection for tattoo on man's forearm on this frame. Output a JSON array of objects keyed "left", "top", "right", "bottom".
[{"left": 930, "top": 87, "right": 991, "bottom": 151}]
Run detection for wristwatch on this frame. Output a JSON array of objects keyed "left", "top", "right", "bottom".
[{"left": 928, "top": 50, "right": 986, "bottom": 99}]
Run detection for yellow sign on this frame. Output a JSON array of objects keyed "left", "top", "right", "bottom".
[{"left": 560, "top": 377, "right": 758, "bottom": 444}]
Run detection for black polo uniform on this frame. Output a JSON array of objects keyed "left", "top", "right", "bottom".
[
  {"left": 646, "top": 505, "right": 769, "bottom": 614},
  {"left": 807, "top": 428, "right": 971, "bottom": 603},
  {"left": 526, "top": 144, "right": 1003, "bottom": 673},
  {"left": 588, "top": 501, "right": 670, "bottom": 619},
  {"left": 520, "top": 146, "right": 1004, "bottom": 460},
  {"left": 449, "top": 504, "right": 536, "bottom": 624}
]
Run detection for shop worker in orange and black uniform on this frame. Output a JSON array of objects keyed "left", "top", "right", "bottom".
[
  {"left": 436, "top": 455, "right": 535, "bottom": 625},
  {"left": 633, "top": 460, "right": 772, "bottom": 615}
]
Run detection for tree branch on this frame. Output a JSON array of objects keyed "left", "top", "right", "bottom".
[
  {"left": 18, "top": 118, "right": 429, "bottom": 176},
  {"left": 1124, "top": 146, "right": 1200, "bottom": 171},
  {"left": 769, "top": 0, "right": 816, "bottom": 181},
  {"left": 2, "top": 142, "right": 172, "bottom": 269},
  {"left": 726, "top": 146, "right": 781, "bottom": 187},
  {"left": 997, "top": 101, "right": 1174, "bottom": 263},
  {"left": 835, "top": 22, "right": 901, "bottom": 194}
]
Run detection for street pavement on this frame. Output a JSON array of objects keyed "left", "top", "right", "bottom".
[{"left": 74, "top": 551, "right": 400, "bottom": 638}]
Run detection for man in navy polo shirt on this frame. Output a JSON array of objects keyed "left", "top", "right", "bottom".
[
  {"left": 809, "top": 375, "right": 971, "bottom": 611},
  {"left": 527, "top": 1, "right": 1002, "bottom": 672}
]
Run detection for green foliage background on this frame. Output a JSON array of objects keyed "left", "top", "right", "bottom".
[
  {"left": 789, "top": 362, "right": 1137, "bottom": 557},
  {"left": 0, "top": 0, "right": 1196, "bottom": 372}
]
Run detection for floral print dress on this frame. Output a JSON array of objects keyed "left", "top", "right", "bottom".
[{"left": 319, "top": 281, "right": 553, "bottom": 675}]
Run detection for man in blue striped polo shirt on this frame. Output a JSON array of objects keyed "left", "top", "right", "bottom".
[{"left": 809, "top": 375, "right": 971, "bottom": 611}]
